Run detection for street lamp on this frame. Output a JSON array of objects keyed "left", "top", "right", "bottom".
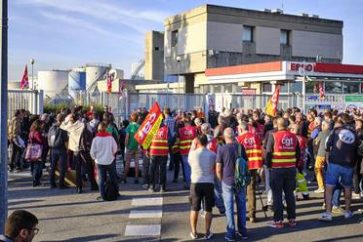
[{"left": 30, "top": 58, "right": 35, "bottom": 90}]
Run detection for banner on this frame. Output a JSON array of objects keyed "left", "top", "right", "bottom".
[
  {"left": 106, "top": 73, "right": 113, "bottom": 93},
  {"left": 134, "top": 102, "right": 163, "bottom": 149},
  {"left": 20, "top": 65, "right": 29, "bottom": 90},
  {"left": 265, "top": 85, "right": 280, "bottom": 117},
  {"left": 319, "top": 81, "right": 325, "bottom": 100}
]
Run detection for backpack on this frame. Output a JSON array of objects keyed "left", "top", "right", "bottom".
[
  {"left": 234, "top": 144, "right": 251, "bottom": 190},
  {"left": 104, "top": 181, "right": 119, "bottom": 201}
]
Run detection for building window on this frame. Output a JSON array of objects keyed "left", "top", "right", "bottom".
[
  {"left": 343, "top": 82, "right": 360, "bottom": 94},
  {"left": 280, "top": 29, "right": 290, "bottom": 45},
  {"left": 262, "top": 83, "right": 272, "bottom": 92},
  {"left": 171, "top": 30, "right": 178, "bottom": 47},
  {"left": 325, "top": 81, "right": 342, "bottom": 94},
  {"left": 243, "top": 26, "right": 254, "bottom": 42}
]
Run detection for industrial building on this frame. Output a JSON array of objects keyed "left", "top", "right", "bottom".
[{"left": 139, "top": 4, "right": 344, "bottom": 94}]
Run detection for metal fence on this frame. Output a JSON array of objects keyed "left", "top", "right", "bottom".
[{"left": 8, "top": 90, "right": 44, "bottom": 117}]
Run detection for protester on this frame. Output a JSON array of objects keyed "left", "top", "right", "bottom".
[
  {"left": 265, "top": 118, "right": 300, "bottom": 228},
  {"left": 237, "top": 121, "right": 263, "bottom": 222},
  {"left": 8, "top": 110, "right": 24, "bottom": 172},
  {"left": 123, "top": 112, "right": 140, "bottom": 184},
  {"left": 48, "top": 114, "right": 69, "bottom": 189},
  {"left": 148, "top": 123, "right": 170, "bottom": 193},
  {"left": 27, "top": 120, "right": 44, "bottom": 187},
  {"left": 320, "top": 114, "right": 359, "bottom": 221},
  {"left": 216, "top": 127, "right": 248, "bottom": 241},
  {"left": 0, "top": 210, "right": 39, "bottom": 242},
  {"left": 188, "top": 135, "right": 216, "bottom": 240},
  {"left": 179, "top": 117, "right": 198, "bottom": 189},
  {"left": 314, "top": 120, "right": 330, "bottom": 193},
  {"left": 90, "top": 122, "right": 119, "bottom": 201}
]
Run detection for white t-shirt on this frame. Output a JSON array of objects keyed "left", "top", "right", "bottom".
[
  {"left": 188, "top": 147, "right": 216, "bottom": 184},
  {"left": 90, "top": 135, "right": 118, "bottom": 165}
]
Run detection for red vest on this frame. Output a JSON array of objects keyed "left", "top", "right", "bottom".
[
  {"left": 207, "top": 138, "right": 218, "bottom": 154},
  {"left": 150, "top": 126, "right": 169, "bottom": 156},
  {"left": 179, "top": 126, "right": 197, "bottom": 155},
  {"left": 238, "top": 132, "right": 263, "bottom": 170},
  {"left": 296, "top": 135, "right": 307, "bottom": 168},
  {"left": 272, "top": 130, "right": 297, "bottom": 168}
]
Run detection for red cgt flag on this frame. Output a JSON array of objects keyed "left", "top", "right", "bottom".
[{"left": 20, "top": 65, "right": 29, "bottom": 90}]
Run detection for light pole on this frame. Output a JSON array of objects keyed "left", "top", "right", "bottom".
[
  {"left": 30, "top": 58, "right": 35, "bottom": 89},
  {"left": 0, "top": 0, "right": 8, "bottom": 234}
]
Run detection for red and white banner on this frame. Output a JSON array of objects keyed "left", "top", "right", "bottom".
[
  {"left": 134, "top": 102, "right": 163, "bottom": 149},
  {"left": 20, "top": 65, "right": 29, "bottom": 90}
]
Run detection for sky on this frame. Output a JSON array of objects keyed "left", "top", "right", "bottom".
[{"left": 9, "top": 0, "right": 363, "bottom": 80}]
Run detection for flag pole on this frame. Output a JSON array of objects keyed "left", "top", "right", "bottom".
[{"left": 0, "top": 0, "right": 8, "bottom": 234}]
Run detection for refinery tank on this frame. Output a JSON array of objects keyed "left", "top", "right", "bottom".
[
  {"left": 68, "top": 71, "right": 86, "bottom": 99},
  {"left": 85, "top": 64, "right": 111, "bottom": 90},
  {"left": 38, "top": 70, "right": 69, "bottom": 98}
]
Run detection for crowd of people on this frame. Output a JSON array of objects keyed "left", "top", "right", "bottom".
[{"left": 6, "top": 104, "right": 363, "bottom": 241}]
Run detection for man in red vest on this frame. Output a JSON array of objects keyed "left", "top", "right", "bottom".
[
  {"left": 237, "top": 121, "right": 263, "bottom": 223},
  {"left": 265, "top": 118, "right": 300, "bottom": 229},
  {"left": 179, "top": 117, "right": 197, "bottom": 189},
  {"left": 149, "top": 123, "right": 170, "bottom": 193}
]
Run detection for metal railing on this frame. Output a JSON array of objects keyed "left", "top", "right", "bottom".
[{"left": 8, "top": 90, "right": 43, "bottom": 117}]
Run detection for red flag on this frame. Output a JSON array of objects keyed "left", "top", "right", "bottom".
[
  {"left": 106, "top": 74, "right": 113, "bottom": 93},
  {"left": 20, "top": 65, "right": 29, "bottom": 90},
  {"left": 134, "top": 102, "right": 163, "bottom": 149},
  {"left": 319, "top": 82, "right": 325, "bottom": 100},
  {"left": 265, "top": 85, "right": 280, "bottom": 117}
]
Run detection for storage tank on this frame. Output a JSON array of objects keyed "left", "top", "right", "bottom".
[
  {"left": 68, "top": 71, "right": 86, "bottom": 99},
  {"left": 85, "top": 64, "right": 111, "bottom": 90},
  {"left": 38, "top": 70, "right": 69, "bottom": 98}
]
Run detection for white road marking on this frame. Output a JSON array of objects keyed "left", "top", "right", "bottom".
[
  {"left": 129, "top": 209, "right": 162, "bottom": 219},
  {"left": 131, "top": 197, "right": 163, "bottom": 206},
  {"left": 124, "top": 224, "right": 161, "bottom": 236}
]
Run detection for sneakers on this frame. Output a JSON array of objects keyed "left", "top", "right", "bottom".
[
  {"left": 288, "top": 219, "right": 297, "bottom": 227},
  {"left": 190, "top": 232, "right": 198, "bottom": 240},
  {"left": 236, "top": 231, "right": 248, "bottom": 240},
  {"left": 344, "top": 210, "right": 353, "bottom": 219},
  {"left": 314, "top": 188, "right": 325, "bottom": 194},
  {"left": 142, "top": 184, "right": 149, "bottom": 189},
  {"left": 352, "top": 192, "right": 361, "bottom": 200},
  {"left": 224, "top": 236, "right": 236, "bottom": 242},
  {"left": 205, "top": 232, "right": 213, "bottom": 240},
  {"left": 332, "top": 206, "right": 344, "bottom": 215},
  {"left": 267, "top": 220, "right": 284, "bottom": 229},
  {"left": 148, "top": 187, "right": 156, "bottom": 193},
  {"left": 319, "top": 212, "right": 332, "bottom": 222},
  {"left": 200, "top": 211, "right": 206, "bottom": 218}
]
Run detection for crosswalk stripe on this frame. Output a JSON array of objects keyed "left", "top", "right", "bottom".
[
  {"left": 129, "top": 210, "right": 162, "bottom": 219},
  {"left": 131, "top": 197, "right": 163, "bottom": 206},
  {"left": 124, "top": 224, "right": 161, "bottom": 236}
]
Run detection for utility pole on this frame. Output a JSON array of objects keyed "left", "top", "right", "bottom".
[{"left": 0, "top": 0, "right": 8, "bottom": 234}]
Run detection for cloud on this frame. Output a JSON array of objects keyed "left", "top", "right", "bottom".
[{"left": 14, "top": 0, "right": 170, "bottom": 34}]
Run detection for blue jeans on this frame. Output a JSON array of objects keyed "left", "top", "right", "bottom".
[
  {"left": 182, "top": 155, "right": 191, "bottom": 186},
  {"left": 97, "top": 163, "right": 119, "bottom": 199},
  {"left": 214, "top": 178, "right": 225, "bottom": 213},
  {"left": 222, "top": 182, "right": 247, "bottom": 238},
  {"left": 30, "top": 161, "right": 43, "bottom": 184},
  {"left": 49, "top": 148, "right": 67, "bottom": 187}
]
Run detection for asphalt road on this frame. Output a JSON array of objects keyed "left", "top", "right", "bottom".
[{"left": 6, "top": 169, "right": 363, "bottom": 242}]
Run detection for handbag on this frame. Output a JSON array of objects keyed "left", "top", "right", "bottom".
[{"left": 25, "top": 143, "right": 43, "bottom": 162}]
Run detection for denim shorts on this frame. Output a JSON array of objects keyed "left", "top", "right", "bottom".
[{"left": 325, "top": 163, "right": 353, "bottom": 188}]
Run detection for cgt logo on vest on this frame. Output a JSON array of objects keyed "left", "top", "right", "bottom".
[
  {"left": 281, "top": 136, "right": 294, "bottom": 150},
  {"left": 243, "top": 137, "right": 255, "bottom": 148}
]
